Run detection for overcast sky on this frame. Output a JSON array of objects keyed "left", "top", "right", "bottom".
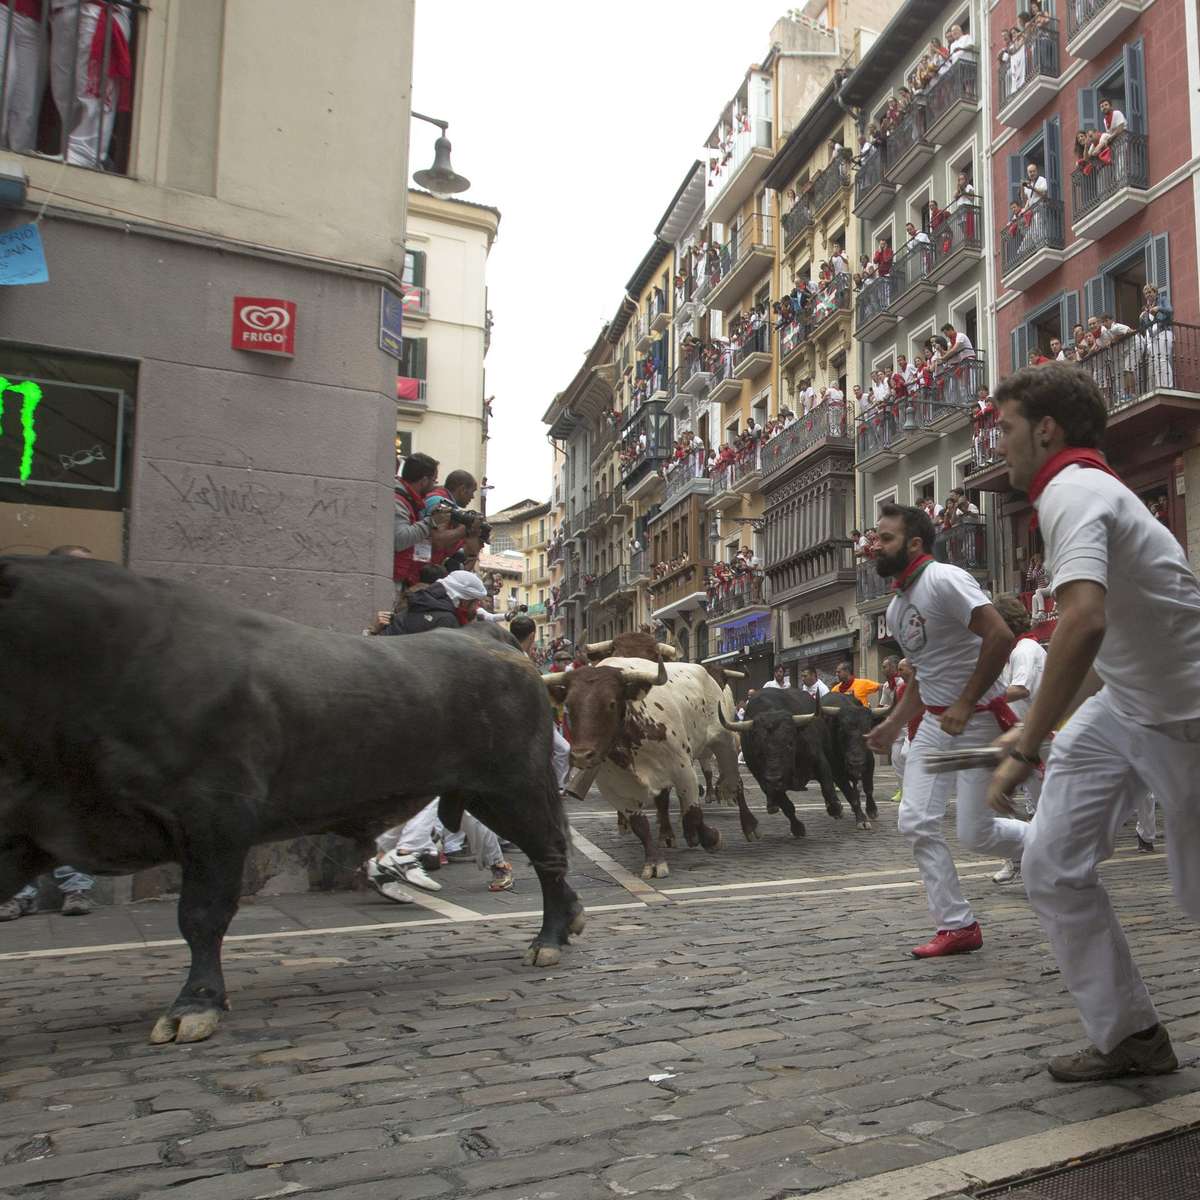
[{"left": 411, "top": 1, "right": 797, "bottom": 514}]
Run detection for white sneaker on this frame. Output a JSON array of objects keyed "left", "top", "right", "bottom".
[
  {"left": 368, "top": 851, "right": 443, "bottom": 894},
  {"left": 992, "top": 859, "right": 1020, "bottom": 884},
  {"left": 368, "top": 878, "right": 416, "bottom": 904}
]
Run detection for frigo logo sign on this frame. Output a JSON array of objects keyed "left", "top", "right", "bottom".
[{"left": 0, "top": 377, "right": 42, "bottom": 483}]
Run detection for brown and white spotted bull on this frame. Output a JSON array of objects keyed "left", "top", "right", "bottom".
[{"left": 545, "top": 659, "right": 742, "bottom": 878}]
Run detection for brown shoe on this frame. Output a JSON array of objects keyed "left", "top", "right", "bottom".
[
  {"left": 61, "top": 893, "right": 92, "bottom": 916},
  {"left": 1048, "top": 1024, "right": 1178, "bottom": 1082}
]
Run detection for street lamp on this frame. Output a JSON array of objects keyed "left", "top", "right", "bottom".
[{"left": 411, "top": 111, "right": 471, "bottom": 196}]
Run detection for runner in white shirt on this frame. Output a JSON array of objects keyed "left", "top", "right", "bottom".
[
  {"left": 762, "top": 665, "right": 791, "bottom": 690},
  {"left": 866, "top": 504, "right": 1027, "bottom": 959},
  {"left": 989, "top": 363, "right": 1200, "bottom": 1083},
  {"left": 800, "top": 666, "right": 829, "bottom": 699}
]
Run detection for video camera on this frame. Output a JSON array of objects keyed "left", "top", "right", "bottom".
[{"left": 447, "top": 508, "right": 492, "bottom": 542}]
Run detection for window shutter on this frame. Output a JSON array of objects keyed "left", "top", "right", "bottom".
[
  {"left": 1042, "top": 117, "right": 1062, "bottom": 196},
  {"left": 1078, "top": 87, "right": 1099, "bottom": 135},
  {"left": 1145, "top": 234, "right": 1170, "bottom": 304},
  {"left": 1063, "top": 291, "right": 1080, "bottom": 339},
  {"left": 1011, "top": 324, "right": 1029, "bottom": 371},
  {"left": 1083, "top": 276, "right": 1104, "bottom": 322},
  {"left": 415, "top": 337, "right": 428, "bottom": 381},
  {"left": 1007, "top": 153, "right": 1024, "bottom": 205},
  {"left": 1124, "top": 40, "right": 1146, "bottom": 135}
]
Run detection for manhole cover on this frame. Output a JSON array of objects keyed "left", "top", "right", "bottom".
[{"left": 980, "top": 1127, "right": 1200, "bottom": 1199}]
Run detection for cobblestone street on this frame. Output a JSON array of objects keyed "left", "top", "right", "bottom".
[{"left": 3, "top": 766, "right": 1199, "bottom": 1200}]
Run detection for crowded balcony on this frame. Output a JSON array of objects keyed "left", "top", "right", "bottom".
[
  {"left": 809, "top": 154, "right": 852, "bottom": 220},
  {"left": 618, "top": 400, "right": 672, "bottom": 501},
  {"left": 1067, "top": 0, "right": 1142, "bottom": 60},
  {"left": 708, "top": 351, "right": 741, "bottom": 407},
  {"left": 713, "top": 616, "right": 772, "bottom": 661},
  {"left": 856, "top": 405, "right": 899, "bottom": 469},
  {"left": 766, "top": 538, "right": 856, "bottom": 607},
  {"left": 928, "top": 201, "right": 983, "bottom": 286},
  {"left": 0, "top": 1, "right": 141, "bottom": 174},
  {"left": 854, "top": 275, "right": 898, "bottom": 342},
  {"left": 649, "top": 287, "right": 670, "bottom": 333},
  {"left": 855, "top": 558, "right": 892, "bottom": 609},
  {"left": 882, "top": 103, "right": 933, "bottom": 186},
  {"left": 779, "top": 312, "right": 813, "bottom": 369},
  {"left": 660, "top": 449, "right": 713, "bottom": 513},
  {"left": 681, "top": 349, "right": 715, "bottom": 397},
  {"left": 707, "top": 214, "right": 774, "bottom": 313},
  {"left": 934, "top": 518, "right": 989, "bottom": 577},
  {"left": 924, "top": 52, "right": 980, "bottom": 146},
  {"left": 401, "top": 286, "right": 430, "bottom": 321},
  {"left": 705, "top": 114, "right": 775, "bottom": 227},
  {"left": 1070, "top": 132, "right": 1149, "bottom": 242},
  {"left": 1082, "top": 321, "right": 1200, "bottom": 432},
  {"left": 1000, "top": 197, "right": 1067, "bottom": 290},
  {"left": 998, "top": 21, "right": 1061, "bottom": 128},
  {"left": 808, "top": 274, "right": 851, "bottom": 343},
  {"left": 887, "top": 238, "right": 936, "bottom": 318},
  {"left": 761, "top": 399, "right": 851, "bottom": 483},
  {"left": 782, "top": 198, "right": 815, "bottom": 254},
  {"left": 852, "top": 144, "right": 898, "bottom": 221},
  {"left": 708, "top": 443, "right": 763, "bottom": 508},
  {"left": 707, "top": 570, "right": 767, "bottom": 619},
  {"left": 649, "top": 560, "right": 711, "bottom": 620},
  {"left": 733, "top": 323, "right": 771, "bottom": 380}
]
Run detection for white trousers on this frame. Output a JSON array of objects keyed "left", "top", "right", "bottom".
[
  {"left": 891, "top": 733, "right": 908, "bottom": 784},
  {"left": 0, "top": 5, "right": 42, "bottom": 152},
  {"left": 1136, "top": 791, "right": 1158, "bottom": 844},
  {"left": 377, "top": 799, "right": 501, "bottom": 866},
  {"left": 1023, "top": 690, "right": 1200, "bottom": 1052},
  {"left": 898, "top": 712, "right": 1029, "bottom": 929},
  {"left": 49, "top": 1, "right": 130, "bottom": 167},
  {"left": 552, "top": 725, "right": 571, "bottom": 791}
]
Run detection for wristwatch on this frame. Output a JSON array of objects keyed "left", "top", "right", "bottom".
[{"left": 1008, "top": 747, "right": 1041, "bottom": 768}]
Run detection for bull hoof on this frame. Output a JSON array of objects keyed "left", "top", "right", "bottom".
[
  {"left": 790, "top": 821, "right": 807, "bottom": 839},
  {"left": 701, "top": 829, "right": 722, "bottom": 853},
  {"left": 662, "top": 834, "right": 675, "bottom": 848},
  {"left": 149, "top": 1009, "right": 222, "bottom": 1045},
  {"left": 866, "top": 800, "right": 879, "bottom": 820},
  {"left": 569, "top": 909, "right": 587, "bottom": 936},
  {"left": 653, "top": 861, "right": 669, "bottom": 878},
  {"left": 856, "top": 819, "right": 875, "bottom": 832},
  {"left": 742, "top": 821, "right": 760, "bottom": 842},
  {"left": 766, "top": 803, "right": 779, "bottom": 814},
  {"left": 523, "top": 943, "right": 562, "bottom": 968},
  {"left": 826, "top": 805, "right": 844, "bottom": 819}
]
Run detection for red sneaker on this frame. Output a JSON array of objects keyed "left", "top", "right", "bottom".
[{"left": 911, "top": 922, "right": 983, "bottom": 959}]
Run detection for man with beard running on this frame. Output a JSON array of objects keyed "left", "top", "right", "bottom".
[
  {"left": 987, "top": 364, "right": 1200, "bottom": 1082},
  {"left": 865, "top": 504, "right": 1028, "bottom": 958}
]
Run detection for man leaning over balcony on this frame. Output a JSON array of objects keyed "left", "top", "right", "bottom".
[
  {"left": 1096, "top": 98, "right": 1127, "bottom": 156},
  {"left": 939, "top": 322, "right": 976, "bottom": 408}
]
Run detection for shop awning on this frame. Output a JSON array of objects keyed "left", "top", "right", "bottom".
[{"left": 777, "top": 632, "right": 856, "bottom": 665}]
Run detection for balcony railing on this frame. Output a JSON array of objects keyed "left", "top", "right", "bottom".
[
  {"left": 1079, "top": 321, "right": 1200, "bottom": 416},
  {"left": 782, "top": 199, "right": 814, "bottom": 249},
  {"left": 548, "top": 541, "right": 564, "bottom": 565},
  {"left": 855, "top": 275, "right": 894, "bottom": 330},
  {"left": 649, "top": 561, "right": 711, "bottom": 610},
  {"left": 396, "top": 376, "right": 427, "bottom": 404},
  {"left": 711, "top": 444, "right": 762, "bottom": 494},
  {"left": 925, "top": 52, "right": 979, "bottom": 132},
  {"left": 779, "top": 315, "right": 811, "bottom": 362},
  {"left": 934, "top": 519, "right": 988, "bottom": 572},
  {"left": 402, "top": 286, "right": 431, "bottom": 318},
  {"left": 732, "top": 323, "right": 770, "bottom": 372},
  {"left": 884, "top": 104, "right": 928, "bottom": 174},
  {"left": 890, "top": 237, "right": 935, "bottom": 307},
  {"left": 706, "top": 116, "right": 773, "bottom": 203},
  {"left": 717, "top": 213, "right": 773, "bottom": 282},
  {"left": 662, "top": 450, "right": 710, "bottom": 504},
  {"left": 599, "top": 565, "right": 621, "bottom": 600},
  {"left": 967, "top": 411, "right": 1004, "bottom": 475},
  {"left": 808, "top": 274, "right": 851, "bottom": 337},
  {"left": 1068, "top": 0, "right": 1127, "bottom": 45},
  {"left": 526, "top": 601, "right": 548, "bottom": 617},
  {"left": 0, "top": 0, "right": 141, "bottom": 173},
  {"left": 854, "top": 145, "right": 887, "bottom": 208},
  {"left": 809, "top": 154, "right": 851, "bottom": 214},
  {"left": 761, "top": 400, "right": 850, "bottom": 478},
  {"left": 1071, "top": 132, "right": 1149, "bottom": 223},
  {"left": 1000, "top": 198, "right": 1065, "bottom": 276},
  {"left": 674, "top": 270, "right": 697, "bottom": 317},
  {"left": 998, "top": 23, "right": 1060, "bottom": 113},
  {"left": 931, "top": 201, "right": 982, "bottom": 268},
  {"left": 856, "top": 559, "right": 891, "bottom": 605},
  {"left": 648, "top": 287, "right": 668, "bottom": 326},
  {"left": 707, "top": 572, "right": 766, "bottom": 617},
  {"left": 857, "top": 406, "right": 899, "bottom": 460},
  {"left": 628, "top": 548, "right": 649, "bottom": 580}
]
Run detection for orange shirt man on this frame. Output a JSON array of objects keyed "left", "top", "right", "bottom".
[{"left": 831, "top": 661, "right": 881, "bottom": 707}]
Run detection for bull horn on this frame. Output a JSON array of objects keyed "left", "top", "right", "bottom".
[
  {"left": 543, "top": 672, "right": 569, "bottom": 690},
  {"left": 657, "top": 643, "right": 678, "bottom": 660},
  {"left": 585, "top": 639, "right": 613, "bottom": 656},
  {"left": 618, "top": 658, "right": 667, "bottom": 689},
  {"left": 793, "top": 714, "right": 818, "bottom": 726},
  {"left": 718, "top": 706, "right": 754, "bottom": 734},
  {"left": 821, "top": 705, "right": 842, "bottom": 716},
  {"left": 722, "top": 668, "right": 747, "bottom": 679}
]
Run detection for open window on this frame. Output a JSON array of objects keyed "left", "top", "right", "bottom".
[
  {"left": 1011, "top": 291, "right": 1080, "bottom": 366},
  {"left": 829, "top": 350, "right": 847, "bottom": 395},
  {"left": 1078, "top": 41, "right": 1146, "bottom": 136},
  {"left": 1007, "top": 117, "right": 1062, "bottom": 201},
  {"left": 1084, "top": 233, "right": 1169, "bottom": 324}
]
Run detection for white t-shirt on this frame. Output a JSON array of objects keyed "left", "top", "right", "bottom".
[
  {"left": 803, "top": 679, "right": 831, "bottom": 699},
  {"left": 1037, "top": 464, "right": 1200, "bottom": 723},
  {"left": 1002, "top": 637, "right": 1046, "bottom": 721},
  {"left": 885, "top": 561, "right": 1002, "bottom": 708},
  {"left": 763, "top": 678, "right": 791, "bottom": 689},
  {"left": 1022, "top": 177, "right": 1048, "bottom": 207}
]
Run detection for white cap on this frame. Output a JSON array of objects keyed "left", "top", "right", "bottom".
[{"left": 441, "top": 570, "right": 488, "bottom": 603}]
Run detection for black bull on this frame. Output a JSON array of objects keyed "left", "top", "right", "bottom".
[
  {"left": 729, "top": 689, "right": 883, "bottom": 833},
  {"left": 0, "top": 557, "right": 583, "bottom": 1043}
]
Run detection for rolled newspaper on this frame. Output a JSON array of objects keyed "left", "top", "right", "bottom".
[{"left": 923, "top": 743, "right": 1052, "bottom": 773}]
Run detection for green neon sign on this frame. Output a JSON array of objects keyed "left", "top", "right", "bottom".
[{"left": 0, "top": 377, "right": 42, "bottom": 483}]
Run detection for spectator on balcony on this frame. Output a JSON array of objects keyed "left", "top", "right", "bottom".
[
  {"left": 830, "top": 244, "right": 848, "bottom": 277},
  {"left": 1139, "top": 282, "right": 1174, "bottom": 390},
  {"left": 952, "top": 171, "right": 977, "bottom": 211},
  {"left": 891, "top": 355, "right": 912, "bottom": 404},
  {"left": 939, "top": 322, "right": 976, "bottom": 406},
  {"left": 1020, "top": 161, "right": 1049, "bottom": 230},
  {"left": 872, "top": 237, "right": 894, "bottom": 279},
  {"left": 945, "top": 22, "right": 974, "bottom": 69},
  {"left": 943, "top": 489, "right": 980, "bottom": 527},
  {"left": 763, "top": 665, "right": 792, "bottom": 690},
  {"left": 1048, "top": 337, "right": 1066, "bottom": 362},
  {"left": 832, "top": 662, "right": 881, "bottom": 707},
  {"left": 1096, "top": 98, "right": 1126, "bottom": 155},
  {"left": 871, "top": 369, "right": 891, "bottom": 407}
]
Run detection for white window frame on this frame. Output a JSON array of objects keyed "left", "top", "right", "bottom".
[
  {"left": 908, "top": 176, "right": 934, "bottom": 224},
  {"left": 950, "top": 448, "right": 981, "bottom": 512},
  {"left": 872, "top": 485, "right": 899, "bottom": 517},
  {"left": 945, "top": 132, "right": 979, "bottom": 205},
  {"left": 872, "top": 344, "right": 898, "bottom": 373},
  {"left": 909, "top": 466, "right": 940, "bottom": 507},
  {"left": 871, "top": 217, "right": 897, "bottom": 252},
  {"left": 908, "top": 319, "right": 936, "bottom": 359},
  {"left": 949, "top": 282, "right": 983, "bottom": 350}
]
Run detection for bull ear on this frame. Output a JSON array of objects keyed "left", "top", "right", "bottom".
[{"left": 792, "top": 714, "right": 817, "bottom": 726}]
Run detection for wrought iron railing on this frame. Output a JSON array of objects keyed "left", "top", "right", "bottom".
[
  {"left": 931, "top": 201, "right": 982, "bottom": 267},
  {"left": 1071, "top": 132, "right": 1149, "bottom": 223},
  {"left": 856, "top": 560, "right": 891, "bottom": 605},
  {"left": 855, "top": 276, "right": 893, "bottom": 329},
  {"left": 707, "top": 572, "right": 765, "bottom": 616},
  {"left": 810, "top": 154, "right": 851, "bottom": 212},
  {"left": 779, "top": 315, "right": 811, "bottom": 361},
  {"left": 935, "top": 519, "right": 988, "bottom": 571},
  {"left": 808, "top": 274, "right": 851, "bottom": 336},
  {"left": 628, "top": 548, "right": 649, "bottom": 579},
  {"left": 599, "top": 566, "right": 621, "bottom": 600},
  {"left": 662, "top": 451, "right": 710, "bottom": 503},
  {"left": 854, "top": 145, "right": 887, "bottom": 208},
  {"left": 998, "top": 23, "right": 1060, "bottom": 112},
  {"left": 1000, "top": 197, "right": 1065, "bottom": 275},
  {"left": 782, "top": 199, "right": 814, "bottom": 248},
  {"left": 732, "top": 323, "right": 770, "bottom": 370},
  {"left": 761, "top": 400, "right": 850, "bottom": 478},
  {"left": 1078, "top": 321, "right": 1200, "bottom": 414},
  {"left": 706, "top": 116, "right": 773, "bottom": 201},
  {"left": 926, "top": 52, "right": 979, "bottom": 129},
  {"left": 1068, "top": 0, "right": 1122, "bottom": 42},
  {"left": 716, "top": 214, "right": 774, "bottom": 285},
  {"left": 890, "top": 237, "right": 935, "bottom": 306},
  {"left": 857, "top": 406, "right": 898, "bottom": 459},
  {"left": 648, "top": 287, "right": 668, "bottom": 324},
  {"left": 884, "top": 104, "right": 929, "bottom": 172}
]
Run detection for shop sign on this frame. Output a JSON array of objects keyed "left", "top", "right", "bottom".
[
  {"left": 788, "top": 605, "right": 847, "bottom": 645},
  {"left": 231, "top": 297, "right": 297, "bottom": 356},
  {"left": 872, "top": 613, "right": 894, "bottom": 644}
]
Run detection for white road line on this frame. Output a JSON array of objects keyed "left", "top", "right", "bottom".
[
  {"left": 570, "top": 829, "right": 666, "bottom": 904},
  {"left": 0, "top": 901, "right": 651, "bottom": 962},
  {"left": 376, "top": 884, "right": 481, "bottom": 922}
]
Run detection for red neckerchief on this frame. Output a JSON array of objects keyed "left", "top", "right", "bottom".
[
  {"left": 893, "top": 552, "right": 933, "bottom": 592},
  {"left": 1015, "top": 631, "right": 1042, "bottom": 643},
  {"left": 1027, "top": 448, "right": 1121, "bottom": 531},
  {"left": 834, "top": 679, "right": 856, "bottom": 693}
]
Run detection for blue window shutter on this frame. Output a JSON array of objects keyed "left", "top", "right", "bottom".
[
  {"left": 1011, "top": 324, "right": 1029, "bottom": 371},
  {"left": 1078, "top": 86, "right": 1099, "bottom": 135},
  {"left": 1083, "top": 276, "right": 1104, "bottom": 322},
  {"left": 1124, "top": 40, "right": 1146, "bottom": 135},
  {"left": 1145, "top": 234, "right": 1170, "bottom": 305},
  {"left": 1008, "top": 153, "right": 1024, "bottom": 205},
  {"left": 1064, "top": 291, "right": 1080, "bottom": 339},
  {"left": 1042, "top": 117, "right": 1062, "bottom": 196}
]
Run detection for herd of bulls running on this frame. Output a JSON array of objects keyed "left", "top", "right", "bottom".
[{"left": 0, "top": 558, "right": 888, "bottom": 1043}]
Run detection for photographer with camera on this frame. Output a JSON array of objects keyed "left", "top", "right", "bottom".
[
  {"left": 394, "top": 453, "right": 469, "bottom": 593},
  {"left": 422, "top": 469, "right": 489, "bottom": 573}
]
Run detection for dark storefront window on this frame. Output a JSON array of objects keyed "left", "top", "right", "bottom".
[{"left": 0, "top": 345, "right": 136, "bottom": 560}]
